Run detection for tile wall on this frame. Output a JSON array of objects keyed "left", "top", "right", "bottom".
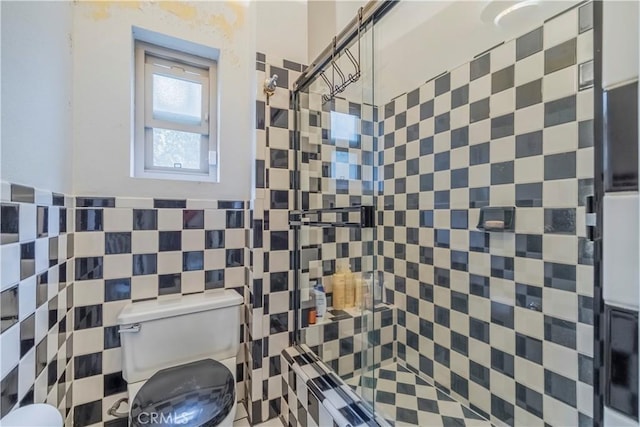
[
  {"left": 0, "top": 183, "right": 74, "bottom": 424},
  {"left": 247, "top": 53, "right": 306, "bottom": 424},
  {"left": 71, "top": 196, "right": 249, "bottom": 427},
  {"left": 379, "top": 3, "right": 595, "bottom": 426}
]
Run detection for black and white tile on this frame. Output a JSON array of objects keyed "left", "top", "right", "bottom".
[{"left": 0, "top": 182, "right": 74, "bottom": 424}]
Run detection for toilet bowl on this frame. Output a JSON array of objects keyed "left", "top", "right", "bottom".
[
  {"left": 1, "top": 404, "right": 63, "bottom": 427},
  {"left": 117, "top": 290, "right": 243, "bottom": 427}
]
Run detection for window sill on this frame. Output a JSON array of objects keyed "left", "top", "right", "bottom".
[{"left": 133, "top": 169, "right": 219, "bottom": 183}]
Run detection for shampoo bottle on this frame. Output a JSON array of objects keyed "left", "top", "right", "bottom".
[
  {"left": 354, "top": 273, "right": 363, "bottom": 309},
  {"left": 332, "top": 267, "right": 346, "bottom": 310},
  {"left": 314, "top": 282, "right": 327, "bottom": 319},
  {"left": 345, "top": 265, "right": 355, "bottom": 308}
]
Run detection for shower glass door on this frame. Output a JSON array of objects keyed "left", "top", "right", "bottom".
[{"left": 294, "top": 19, "right": 379, "bottom": 413}]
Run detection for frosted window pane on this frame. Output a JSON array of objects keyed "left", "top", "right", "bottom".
[
  {"left": 152, "top": 128, "right": 201, "bottom": 170},
  {"left": 153, "top": 74, "right": 202, "bottom": 124},
  {"left": 330, "top": 111, "right": 358, "bottom": 141}
]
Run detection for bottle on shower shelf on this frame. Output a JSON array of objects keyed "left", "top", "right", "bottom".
[
  {"left": 345, "top": 265, "right": 355, "bottom": 308},
  {"left": 313, "top": 281, "right": 327, "bottom": 319},
  {"left": 354, "top": 273, "right": 363, "bottom": 309},
  {"left": 332, "top": 266, "right": 346, "bottom": 310}
]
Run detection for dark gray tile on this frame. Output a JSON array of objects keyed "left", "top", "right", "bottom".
[
  {"left": 133, "top": 209, "right": 157, "bottom": 230},
  {"left": 470, "top": 142, "right": 490, "bottom": 165},
  {"left": 451, "top": 210, "right": 468, "bottom": 229},
  {"left": 470, "top": 98, "right": 490, "bottom": 123},
  {"left": 544, "top": 152, "right": 576, "bottom": 180},
  {"left": 491, "top": 161, "right": 514, "bottom": 185},
  {"left": 104, "top": 278, "right": 131, "bottom": 302},
  {"left": 10, "top": 184, "right": 34, "bottom": 203},
  {"left": 516, "top": 79, "right": 542, "bottom": 109},
  {"left": 516, "top": 234, "right": 543, "bottom": 259},
  {"left": 491, "top": 394, "right": 514, "bottom": 426},
  {"left": 544, "top": 315, "right": 576, "bottom": 349},
  {"left": 105, "top": 232, "right": 131, "bottom": 255},
  {"left": 578, "top": 120, "right": 594, "bottom": 148},
  {"left": 407, "top": 88, "right": 420, "bottom": 109},
  {"left": 469, "top": 187, "right": 490, "bottom": 208},
  {"left": 579, "top": 2, "right": 593, "bottom": 33},
  {"left": 435, "top": 73, "right": 451, "bottom": 96},
  {"left": 470, "top": 360, "right": 490, "bottom": 389},
  {"left": 76, "top": 209, "right": 103, "bottom": 232},
  {"left": 544, "top": 208, "right": 576, "bottom": 234},
  {"left": 270, "top": 107, "right": 288, "bottom": 129},
  {"left": 544, "top": 262, "right": 576, "bottom": 292},
  {"left": 159, "top": 273, "right": 181, "bottom": 295},
  {"left": 516, "top": 384, "right": 543, "bottom": 418},
  {"left": 435, "top": 152, "right": 450, "bottom": 171},
  {"left": 516, "top": 283, "right": 542, "bottom": 311},
  {"left": 1, "top": 286, "right": 19, "bottom": 333},
  {"left": 516, "top": 130, "right": 543, "bottom": 158},
  {"left": 74, "top": 304, "right": 102, "bottom": 330},
  {"left": 545, "top": 38, "right": 577, "bottom": 75},
  {"left": 183, "top": 251, "right": 204, "bottom": 271},
  {"left": 159, "top": 231, "right": 181, "bottom": 251},
  {"left": 491, "top": 113, "right": 514, "bottom": 139},
  {"left": 492, "top": 65, "right": 514, "bottom": 94},
  {"left": 385, "top": 100, "right": 395, "bottom": 119},
  {"left": 470, "top": 317, "right": 490, "bottom": 343},
  {"left": 395, "top": 112, "right": 406, "bottom": 130},
  {"left": 516, "top": 182, "right": 542, "bottom": 207},
  {"left": 420, "top": 100, "right": 434, "bottom": 120},
  {"left": 491, "top": 348, "right": 515, "bottom": 378},
  {"left": 132, "top": 253, "right": 157, "bottom": 276},
  {"left": 545, "top": 369, "right": 577, "bottom": 407},
  {"left": 516, "top": 27, "right": 543, "bottom": 61},
  {"left": 75, "top": 257, "right": 103, "bottom": 281},
  {"left": 470, "top": 53, "right": 490, "bottom": 80},
  {"left": 451, "top": 85, "right": 469, "bottom": 109},
  {"left": 435, "top": 112, "right": 450, "bottom": 134},
  {"left": 269, "top": 65, "right": 288, "bottom": 88},
  {"left": 545, "top": 95, "right": 576, "bottom": 127},
  {"left": 74, "top": 352, "right": 102, "bottom": 379},
  {"left": 516, "top": 333, "right": 543, "bottom": 364},
  {"left": 579, "top": 354, "right": 593, "bottom": 385},
  {"left": 451, "top": 126, "right": 469, "bottom": 148},
  {"left": 604, "top": 81, "right": 638, "bottom": 191},
  {"left": 451, "top": 168, "right": 468, "bottom": 188},
  {"left": 1, "top": 203, "right": 19, "bottom": 244},
  {"left": 491, "top": 301, "right": 514, "bottom": 329}
]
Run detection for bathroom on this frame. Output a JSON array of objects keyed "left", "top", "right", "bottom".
[{"left": 0, "top": 0, "right": 638, "bottom": 426}]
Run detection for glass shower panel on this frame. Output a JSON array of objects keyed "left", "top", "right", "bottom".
[{"left": 294, "top": 20, "right": 379, "bottom": 413}]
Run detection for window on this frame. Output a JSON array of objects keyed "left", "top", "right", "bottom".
[{"left": 134, "top": 40, "right": 218, "bottom": 181}]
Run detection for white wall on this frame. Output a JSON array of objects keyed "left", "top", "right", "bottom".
[
  {"left": 1, "top": 1, "right": 73, "bottom": 194},
  {"left": 256, "top": 0, "right": 308, "bottom": 65},
  {"left": 72, "top": 1, "right": 256, "bottom": 200}
]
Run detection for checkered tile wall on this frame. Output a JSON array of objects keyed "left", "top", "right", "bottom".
[
  {"left": 71, "top": 196, "right": 249, "bottom": 427},
  {"left": 0, "top": 183, "right": 74, "bottom": 425},
  {"left": 249, "top": 53, "right": 307, "bottom": 425},
  {"left": 379, "top": 3, "right": 596, "bottom": 426}
]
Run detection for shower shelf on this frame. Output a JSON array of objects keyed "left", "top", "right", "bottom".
[{"left": 289, "top": 205, "right": 375, "bottom": 228}]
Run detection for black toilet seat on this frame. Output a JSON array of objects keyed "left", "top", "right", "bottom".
[{"left": 130, "top": 359, "right": 235, "bottom": 427}]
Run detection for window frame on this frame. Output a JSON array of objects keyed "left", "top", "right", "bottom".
[{"left": 133, "top": 40, "right": 219, "bottom": 182}]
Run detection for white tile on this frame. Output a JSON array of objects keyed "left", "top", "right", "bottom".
[
  {"left": 19, "top": 203, "right": 37, "bottom": 242},
  {"left": 131, "top": 231, "right": 158, "bottom": 253},
  {"left": 0, "top": 181, "right": 11, "bottom": 202},
  {"left": 491, "top": 40, "right": 515, "bottom": 72},
  {"left": 577, "top": 31, "right": 594, "bottom": 64},
  {"left": 73, "top": 375, "right": 104, "bottom": 405},
  {"left": 48, "top": 207, "right": 60, "bottom": 237},
  {"left": 157, "top": 252, "right": 181, "bottom": 274},
  {"left": 0, "top": 323, "right": 20, "bottom": 378},
  {"left": 17, "top": 348, "right": 36, "bottom": 400},
  {"left": 543, "top": 66, "right": 577, "bottom": 102},
  {"left": 103, "top": 208, "right": 133, "bottom": 232},
  {"left": 115, "top": 197, "right": 153, "bottom": 209},
  {"left": 182, "top": 229, "right": 205, "bottom": 252},
  {"left": 34, "top": 189, "right": 52, "bottom": 206},
  {"left": 514, "top": 103, "right": 544, "bottom": 135},
  {"left": 74, "top": 279, "right": 104, "bottom": 306},
  {"left": 34, "top": 367, "right": 48, "bottom": 403},
  {"left": 543, "top": 179, "right": 578, "bottom": 208},
  {"left": 131, "top": 275, "right": 158, "bottom": 301},
  {"left": 157, "top": 209, "right": 182, "bottom": 231},
  {"left": 73, "top": 232, "right": 105, "bottom": 257},
  {"left": 18, "top": 275, "right": 36, "bottom": 321},
  {"left": 34, "top": 304, "right": 49, "bottom": 344},
  {"left": 1, "top": 243, "right": 21, "bottom": 291},
  {"left": 489, "top": 136, "right": 515, "bottom": 164},
  {"left": 490, "top": 89, "right": 515, "bottom": 118},
  {"left": 103, "top": 254, "right": 133, "bottom": 279},
  {"left": 514, "top": 156, "right": 544, "bottom": 184},
  {"left": 543, "top": 234, "right": 578, "bottom": 265},
  {"left": 602, "top": 193, "right": 639, "bottom": 310},
  {"left": 74, "top": 327, "right": 104, "bottom": 355},
  {"left": 35, "top": 238, "right": 48, "bottom": 275},
  {"left": 515, "top": 51, "right": 544, "bottom": 86},
  {"left": 469, "top": 74, "right": 491, "bottom": 103},
  {"left": 544, "top": 6, "right": 578, "bottom": 48},
  {"left": 602, "top": 0, "right": 639, "bottom": 88}
]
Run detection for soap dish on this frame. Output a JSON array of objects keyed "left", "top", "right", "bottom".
[{"left": 477, "top": 206, "right": 515, "bottom": 232}]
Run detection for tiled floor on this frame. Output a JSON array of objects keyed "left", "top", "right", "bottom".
[{"left": 345, "top": 362, "right": 493, "bottom": 427}]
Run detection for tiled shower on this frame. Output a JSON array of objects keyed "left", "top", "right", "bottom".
[{"left": 1, "top": 1, "right": 639, "bottom": 427}]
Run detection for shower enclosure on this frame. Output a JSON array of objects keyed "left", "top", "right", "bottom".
[{"left": 291, "top": 1, "right": 598, "bottom": 425}]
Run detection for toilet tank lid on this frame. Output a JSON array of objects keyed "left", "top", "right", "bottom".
[{"left": 117, "top": 290, "right": 243, "bottom": 324}]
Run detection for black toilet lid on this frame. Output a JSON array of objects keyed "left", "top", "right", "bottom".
[{"left": 130, "top": 359, "right": 235, "bottom": 427}]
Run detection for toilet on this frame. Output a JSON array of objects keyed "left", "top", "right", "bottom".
[{"left": 117, "top": 290, "right": 243, "bottom": 427}]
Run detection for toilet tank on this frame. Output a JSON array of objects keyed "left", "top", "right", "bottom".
[{"left": 117, "top": 290, "right": 243, "bottom": 383}]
